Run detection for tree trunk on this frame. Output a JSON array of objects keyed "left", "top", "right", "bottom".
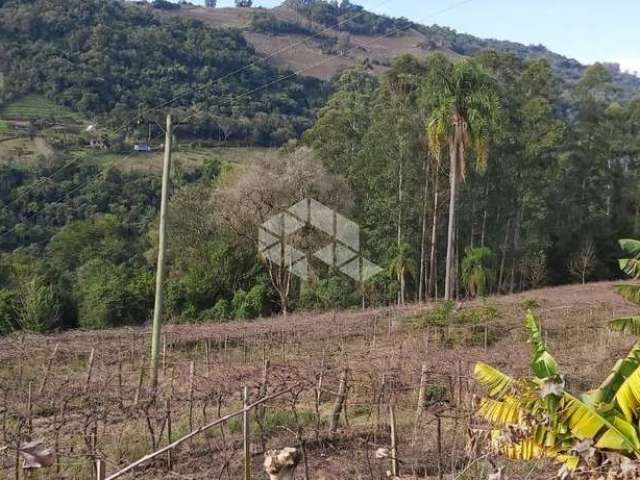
[
  {"left": 428, "top": 168, "right": 440, "bottom": 299},
  {"left": 480, "top": 184, "right": 489, "bottom": 248},
  {"left": 445, "top": 136, "right": 459, "bottom": 301},
  {"left": 418, "top": 155, "right": 431, "bottom": 303},
  {"left": 397, "top": 152, "right": 403, "bottom": 306},
  {"left": 498, "top": 217, "right": 511, "bottom": 293},
  {"left": 509, "top": 207, "right": 522, "bottom": 294}
]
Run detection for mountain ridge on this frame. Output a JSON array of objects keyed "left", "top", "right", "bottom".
[{"left": 161, "top": 0, "right": 640, "bottom": 99}]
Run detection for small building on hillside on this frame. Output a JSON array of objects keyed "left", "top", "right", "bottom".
[{"left": 133, "top": 143, "right": 151, "bottom": 152}]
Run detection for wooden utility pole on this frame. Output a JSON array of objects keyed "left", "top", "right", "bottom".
[{"left": 150, "top": 114, "right": 172, "bottom": 392}]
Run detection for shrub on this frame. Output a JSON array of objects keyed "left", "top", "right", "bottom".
[
  {"left": 0, "top": 289, "right": 17, "bottom": 335},
  {"left": 200, "top": 299, "right": 232, "bottom": 322},
  {"left": 232, "top": 284, "right": 269, "bottom": 320},
  {"left": 413, "top": 300, "right": 455, "bottom": 329}
]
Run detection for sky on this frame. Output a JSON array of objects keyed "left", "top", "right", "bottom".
[{"left": 209, "top": 0, "right": 640, "bottom": 74}]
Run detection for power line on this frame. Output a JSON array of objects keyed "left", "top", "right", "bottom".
[{"left": 0, "top": 0, "right": 477, "bottom": 246}]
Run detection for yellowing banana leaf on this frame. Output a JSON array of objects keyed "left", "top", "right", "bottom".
[
  {"left": 478, "top": 397, "right": 521, "bottom": 426},
  {"left": 474, "top": 362, "right": 513, "bottom": 399},
  {"left": 489, "top": 432, "right": 545, "bottom": 460},
  {"left": 614, "top": 363, "right": 640, "bottom": 422},
  {"left": 596, "top": 416, "right": 640, "bottom": 452},
  {"left": 619, "top": 239, "right": 640, "bottom": 279},
  {"left": 616, "top": 284, "right": 640, "bottom": 305},
  {"left": 609, "top": 318, "right": 640, "bottom": 335},
  {"left": 561, "top": 393, "right": 640, "bottom": 454},
  {"left": 593, "top": 339, "right": 640, "bottom": 404}
]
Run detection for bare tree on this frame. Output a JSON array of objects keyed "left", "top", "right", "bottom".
[
  {"left": 569, "top": 239, "right": 597, "bottom": 284},
  {"left": 215, "top": 147, "right": 352, "bottom": 314}
]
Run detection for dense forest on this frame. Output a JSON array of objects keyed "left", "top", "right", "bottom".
[
  {"left": 0, "top": 0, "right": 639, "bottom": 335},
  {"left": 0, "top": 0, "right": 326, "bottom": 146}
]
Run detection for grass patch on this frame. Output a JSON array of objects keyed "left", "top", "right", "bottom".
[{"left": 1, "top": 95, "right": 84, "bottom": 123}]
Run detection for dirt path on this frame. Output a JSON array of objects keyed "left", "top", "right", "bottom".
[{"left": 33, "top": 136, "right": 54, "bottom": 159}]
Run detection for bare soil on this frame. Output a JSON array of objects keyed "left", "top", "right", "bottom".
[{"left": 0, "top": 281, "right": 636, "bottom": 479}]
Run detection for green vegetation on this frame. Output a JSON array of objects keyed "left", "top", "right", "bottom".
[
  {"left": 250, "top": 11, "right": 315, "bottom": 35},
  {"left": 283, "top": 0, "right": 411, "bottom": 35},
  {"left": 0, "top": 0, "right": 325, "bottom": 146},
  {"left": 474, "top": 246, "right": 640, "bottom": 475},
  {"left": 306, "top": 54, "right": 640, "bottom": 303},
  {"left": 1, "top": 95, "right": 84, "bottom": 123}
]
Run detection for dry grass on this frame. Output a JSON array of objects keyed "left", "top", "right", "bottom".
[
  {"left": 0, "top": 281, "right": 636, "bottom": 479},
  {"left": 159, "top": 6, "right": 451, "bottom": 80}
]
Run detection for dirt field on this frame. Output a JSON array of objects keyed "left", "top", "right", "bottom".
[
  {"left": 161, "top": 6, "right": 450, "bottom": 80},
  {"left": 0, "top": 281, "right": 636, "bottom": 479}
]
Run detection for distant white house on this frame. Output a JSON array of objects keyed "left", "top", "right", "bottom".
[
  {"left": 133, "top": 143, "right": 151, "bottom": 152},
  {"left": 205, "top": 0, "right": 217, "bottom": 7}
]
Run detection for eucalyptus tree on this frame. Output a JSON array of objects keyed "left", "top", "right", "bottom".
[{"left": 423, "top": 55, "right": 501, "bottom": 299}]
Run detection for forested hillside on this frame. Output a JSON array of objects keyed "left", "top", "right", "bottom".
[
  {"left": 0, "top": 0, "right": 639, "bottom": 335},
  {"left": 0, "top": 0, "right": 325, "bottom": 146}
]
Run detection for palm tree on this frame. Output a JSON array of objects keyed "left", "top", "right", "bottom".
[
  {"left": 461, "top": 246, "right": 494, "bottom": 298},
  {"left": 424, "top": 56, "right": 500, "bottom": 300},
  {"left": 389, "top": 242, "right": 415, "bottom": 306}
]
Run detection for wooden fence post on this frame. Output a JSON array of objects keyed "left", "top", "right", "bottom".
[
  {"left": 96, "top": 459, "right": 106, "bottom": 480},
  {"left": 330, "top": 369, "right": 347, "bottom": 432},
  {"left": 389, "top": 404, "right": 399, "bottom": 478},
  {"left": 413, "top": 363, "right": 428, "bottom": 444},
  {"left": 84, "top": 348, "right": 95, "bottom": 393},
  {"left": 243, "top": 386, "right": 251, "bottom": 480},
  {"left": 39, "top": 343, "right": 59, "bottom": 395}
]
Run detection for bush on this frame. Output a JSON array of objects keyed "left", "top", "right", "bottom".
[
  {"left": 200, "top": 299, "right": 232, "bottom": 322},
  {"left": 15, "top": 276, "right": 61, "bottom": 333},
  {"left": 232, "top": 284, "right": 269, "bottom": 320},
  {"left": 75, "top": 259, "right": 136, "bottom": 329},
  {"left": 299, "top": 276, "right": 357, "bottom": 311},
  {"left": 413, "top": 300, "right": 455, "bottom": 329},
  {"left": 0, "top": 289, "right": 17, "bottom": 335}
]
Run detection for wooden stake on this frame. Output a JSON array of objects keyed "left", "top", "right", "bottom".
[
  {"left": 413, "top": 363, "right": 428, "bottom": 444},
  {"left": 96, "top": 459, "right": 106, "bottom": 480},
  {"left": 39, "top": 343, "right": 59, "bottom": 395},
  {"left": 330, "top": 369, "right": 347, "bottom": 432},
  {"left": 84, "top": 348, "right": 95, "bottom": 393},
  {"left": 243, "top": 386, "right": 251, "bottom": 480},
  {"left": 389, "top": 404, "right": 399, "bottom": 478}
]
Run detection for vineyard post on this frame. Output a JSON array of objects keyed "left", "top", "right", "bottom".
[
  {"left": 188, "top": 361, "right": 195, "bottom": 437},
  {"left": 389, "top": 404, "right": 399, "bottom": 477},
  {"left": 96, "top": 459, "right": 106, "bottom": 480},
  {"left": 166, "top": 398, "right": 173, "bottom": 471},
  {"left": 243, "top": 385, "right": 251, "bottom": 480},
  {"left": 330, "top": 369, "right": 347, "bottom": 432},
  {"left": 84, "top": 348, "right": 95, "bottom": 393},
  {"left": 413, "top": 363, "right": 428, "bottom": 444},
  {"left": 39, "top": 343, "right": 59, "bottom": 395}
]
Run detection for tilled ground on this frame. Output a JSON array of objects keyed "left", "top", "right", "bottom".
[{"left": 0, "top": 281, "right": 636, "bottom": 479}]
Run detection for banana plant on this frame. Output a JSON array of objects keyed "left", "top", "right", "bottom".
[
  {"left": 474, "top": 239, "right": 640, "bottom": 475},
  {"left": 474, "top": 311, "right": 640, "bottom": 474}
]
